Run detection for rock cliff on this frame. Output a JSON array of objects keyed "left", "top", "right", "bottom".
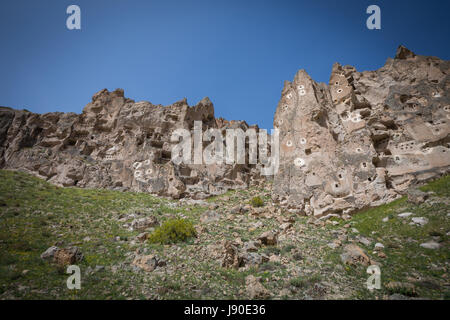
[
  {"left": 272, "top": 46, "right": 450, "bottom": 216},
  {"left": 1, "top": 46, "right": 449, "bottom": 215},
  {"left": 0, "top": 89, "right": 264, "bottom": 199}
]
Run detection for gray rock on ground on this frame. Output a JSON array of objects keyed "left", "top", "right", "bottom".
[{"left": 245, "top": 275, "right": 270, "bottom": 299}]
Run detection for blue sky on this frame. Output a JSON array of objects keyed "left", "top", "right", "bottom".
[{"left": 1, "top": 0, "right": 449, "bottom": 130}]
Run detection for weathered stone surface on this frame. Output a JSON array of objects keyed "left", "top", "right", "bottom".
[
  {"left": 411, "top": 217, "right": 428, "bottom": 226},
  {"left": 257, "top": 231, "right": 278, "bottom": 246},
  {"left": 242, "top": 240, "right": 261, "bottom": 252},
  {"left": 0, "top": 90, "right": 264, "bottom": 199},
  {"left": 245, "top": 275, "right": 270, "bottom": 299},
  {"left": 200, "top": 210, "right": 221, "bottom": 223},
  {"left": 53, "top": 246, "right": 83, "bottom": 267},
  {"left": 240, "top": 252, "right": 269, "bottom": 267},
  {"left": 40, "top": 246, "right": 58, "bottom": 260},
  {"left": 407, "top": 189, "right": 428, "bottom": 205},
  {"left": 272, "top": 46, "right": 450, "bottom": 216},
  {"left": 420, "top": 241, "right": 441, "bottom": 249},
  {"left": 221, "top": 240, "right": 243, "bottom": 269},
  {"left": 340, "top": 244, "right": 371, "bottom": 266},
  {"left": 398, "top": 212, "right": 414, "bottom": 218},
  {"left": 132, "top": 254, "right": 166, "bottom": 272},
  {"left": 131, "top": 217, "right": 158, "bottom": 231},
  {"left": 1, "top": 46, "right": 448, "bottom": 215},
  {"left": 136, "top": 232, "right": 149, "bottom": 242}
]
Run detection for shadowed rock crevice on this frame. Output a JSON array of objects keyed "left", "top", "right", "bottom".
[
  {"left": 0, "top": 46, "right": 449, "bottom": 214},
  {"left": 272, "top": 46, "right": 450, "bottom": 216},
  {"left": 0, "top": 90, "right": 267, "bottom": 199}
]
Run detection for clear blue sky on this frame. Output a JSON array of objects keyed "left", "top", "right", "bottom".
[{"left": 1, "top": 0, "right": 449, "bottom": 130}]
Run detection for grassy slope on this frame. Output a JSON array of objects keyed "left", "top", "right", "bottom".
[
  {"left": 0, "top": 169, "right": 448, "bottom": 299},
  {"left": 334, "top": 177, "right": 450, "bottom": 299}
]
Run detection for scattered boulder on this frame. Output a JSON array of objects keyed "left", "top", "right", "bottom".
[
  {"left": 243, "top": 241, "right": 261, "bottom": 253},
  {"left": 53, "top": 246, "right": 83, "bottom": 267},
  {"left": 292, "top": 250, "right": 303, "bottom": 261},
  {"left": 357, "top": 236, "right": 371, "bottom": 247},
  {"left": 279, "top": 222, "right": 293, "bottom": 231},
  {"left": 257, "top": 231, "right": 278, "bottom": 246},
  {"left": 85, "top": 265, "right": 105, "bottom": 276},
  {"left": 230, "top": 206, "right": 242, "bottom": 214},
  {"left": 420, "top": 241, "right": 440, "bottom": 250},
  {"left": 340, "top": 244, "right": 371, "bottom": 266},
  {"left": 411, "top": 217, "right": 428, "bottom": 226},
  {"left": 327, "top": 242, "right": 340, "bottom": 249},
  {"left": 40, "top": 246, "right": 58, "bottom": 260},
  {"left": 245, "top": 275, "right": 270, "bottom": 299},
  {"left": 240, "top": 252, "right": 269, "bottom": 267},
  {"left": 136, "top": 232, "right": 149, "bottom": 242},
  {"left": 200, "top": 210, "right": 221, "bottom": 223},
  {"left": 131, "top": 217, "right": 158, "bottom": 231},
  {"left": 221, "top": 240, "right": 243, "bottom": 269},
  {"left": 132, "top": 254, "right": 166, "bottom": 272},
  {"left": 407, "top": 189, "right": 428, "bottom": 205},
  {"left": 398, "top": 212, "right": 414, "bottom": 218}
]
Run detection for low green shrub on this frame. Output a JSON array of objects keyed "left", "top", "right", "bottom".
[
  {"left": 250, "top": 196, "right": 264, "bottom": 207},
  {"left": 147, "top": 218, "right": 196, "bottom": 244},
  {"left": 290, "top": 274, "right": 322, "bottom": 288}
]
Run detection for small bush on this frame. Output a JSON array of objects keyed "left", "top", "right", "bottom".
[
  {"left": 281, "top": 244, "right": 296, "bottom": 255},
  {"left": 263, "top": 246, "right": 281, "bottom": 256},
  {"left": 147, "top": 219, "right": 196, "bottom": 244},
  {"left": 385, "top": 282, "right": 417, "bottom": 297},
  {"left": 290, "top": 274, "right": 321, "bottom": 288},
  {"left": 250, "top": 196, "right": 264, "bottom": 207},
  {"left": 260, "top": 261, "right": 282, "bottom": 272}
]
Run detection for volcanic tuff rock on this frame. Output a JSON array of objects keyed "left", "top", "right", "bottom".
[
  {"left": 0, "top": 89, "right": 265, "bottom": 199},
  {"left": 272, "top": 46, "right": 450, "bottom": 216},
  {"left": 0, "top": 46, "right": 449, "bottom": 215}
]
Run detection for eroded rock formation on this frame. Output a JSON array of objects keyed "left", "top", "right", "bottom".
[
  {"left": 0, "top": 46, "right": 448, "bottom": 215},
  {"left": 0, "top": 89, "right": 264, "bottom": 199},
  {"left": 273, "top": 46, "right": 450, "bottom": 216}
]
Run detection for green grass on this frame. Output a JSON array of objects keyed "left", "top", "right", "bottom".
[
  {"left": 147, "top": 218, "right": 196, "bottom": 244},
  {"left": 289, "top": 274, "right": 322, "bottom": 288},
  {"left": 0, "top": 169, "right": 448, "bottom": 300},
  {"left": 327, "top": 175, "right": 450, "bottom": 299},
  {"left": 0, "top": 170, "right": 170, "bottom": 299}
]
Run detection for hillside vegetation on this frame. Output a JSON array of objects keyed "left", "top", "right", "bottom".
[{"left": 0, "top": 170, "right": 448, "bottom": 299}]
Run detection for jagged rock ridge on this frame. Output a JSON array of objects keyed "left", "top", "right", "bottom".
[
  {"left": 0, "top": 89, "right": 265, "bottom": 199},
  {"left": 272, "top": 46, "right": 450, "bottom": 216},
  {"left": 0, "top": 46, "right": 449, "bottom": 215}
]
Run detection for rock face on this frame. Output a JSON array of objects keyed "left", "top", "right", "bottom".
[
  {"left": 1, "top": 46, "right": 448, "bottom": 214},
  {"left": 0, "top": 89, "right": 264, "bottom": 199},
  {"left": 245, "top": 275, "right": 270, "bottom": 299},
  {"left": 132, "top": 254, "right": 166, "bottom": 272},
  {"left": 273, "top": 46, "right": 450, "bottom": 216},
  {"left": 340, "top": 244, "right": 372, "bottom": 266},
  {"left": 40, "top": 246, "right": 83, "bottom": 267}
]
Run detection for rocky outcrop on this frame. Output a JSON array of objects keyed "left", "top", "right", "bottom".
[
  {"left": 272, "top": 46, "right": 450, "bottom": 216},
  {"left": 1, "top": 46, "right": 448, "bottom": 215},
  {"left": 0, "top": 89, "right": 264, "bottom": 199}
]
